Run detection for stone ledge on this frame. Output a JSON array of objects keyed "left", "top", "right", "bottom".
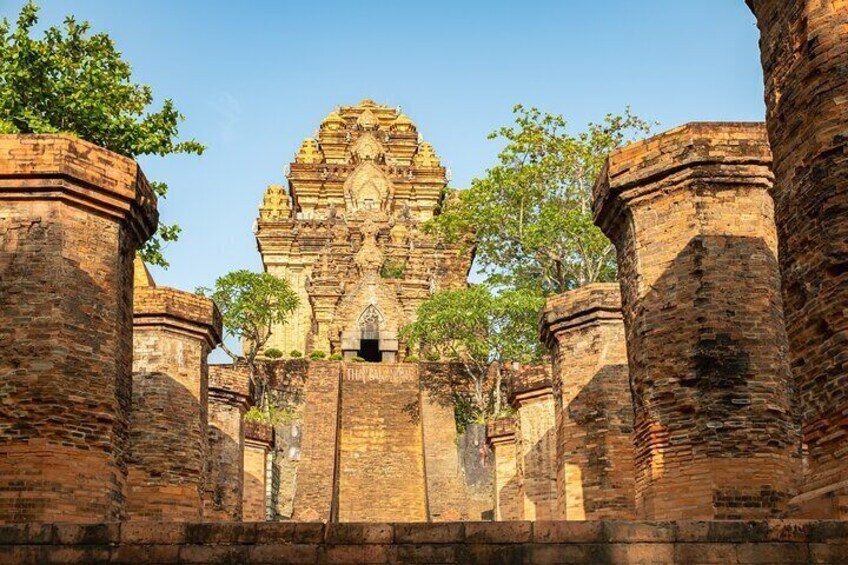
[
  {"left": 0, "top": 521, "right": 845, "bottom": 564},
  {"left": 134, "top": 287, "right": 222, "bottom": 348},
  {"left": 539, "top": 283, "right": 623, "bottom": 346},
  {"left": 0, "top": 134, "right": 158, "bottom": 244},
  {"left": 208, "top": 364, "right": 253, "bottom": 405}
]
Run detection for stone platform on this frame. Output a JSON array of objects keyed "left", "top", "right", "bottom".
[{"left": 1, "top": 520, "right": 846, "bottom": 564}]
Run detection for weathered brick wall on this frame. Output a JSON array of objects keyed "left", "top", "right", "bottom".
[
  {"left": 747, "top": 0, "right": 848, "bottom": 520},
  {"left": 593, "top": 122, "right": 801, "bottom": 520},
  {"left": 487, "top": 418, "right": 522, "bottom": 520},
  {"left": 2, "top": 520, "right": 844, "bottom": 564},
  {"left": 291, "top": 361, "right": 341, "bottom": 521},
  {"left": 540, "top": 284, "right": 635, "bottom": 520},
  {"left": 205, "top": 365, "right": 251, "bottom": 521},
  {"left": 418, "top": 363, "right": 494, "bottom": 522},
  {"left": 243, "top": 422, "right": 273, "bottom": 522},
  {"left": 337, "top": 364, "right": 427, "bottom": 522},
  {"left": 128, "top": 275, "right": 222, "bottom": 521},
  {"left": 512, "top": 370, "right": 558, "bottom": 521},
  {"left": 0, "top": 135, "right": 156, "bottom": 523}
]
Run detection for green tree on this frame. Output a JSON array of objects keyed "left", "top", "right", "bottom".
[
  {"left": 197, "top": 271, "right": 299, "bottom": 409},
  {"left": 0, "top": 1, "right": 204, "bottom": 267},
  {"left": 401, "top": 285, "right": 544, "bottom": 421},
  {"left": 431, "top": 105, "right": 652, "bottom": 295}
]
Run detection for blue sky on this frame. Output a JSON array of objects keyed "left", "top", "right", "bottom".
[{"left": 2, "top": 0, "right": 763, "bottom": 356}]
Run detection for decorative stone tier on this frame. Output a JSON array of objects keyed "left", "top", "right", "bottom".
[
  {"left": 487, "top": 418, "right": 521, "bottom": 521},
  {"left": 540, "top": 284, "right": 635, "bottom": 521},
  {"left": 593, "top": 122, "right": 801, "bottom": 520},
  {"left": 0, "top": 134, "right": 157, "bottom": 524},
  {"left": 747, "top": 0, "right": 848, "bottom": 520},
  {"left": 0, "top": 520, "right": 844, "bottom": 564},
  {"left": 243, "top": 422, "right": 273, "bottom": 523},
  {"left": 510, "top": 368, "right": 558, "bottom": 521},
  {"left": 128, "top": 269, "right": 223, "bottom": 522},
  {"left": 204, "top": 366, "right": 252, "bottom": 521}
]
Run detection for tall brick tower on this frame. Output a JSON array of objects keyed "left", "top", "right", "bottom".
[{"left": 254, "top": 100, "right": 472, "bottom": 360}]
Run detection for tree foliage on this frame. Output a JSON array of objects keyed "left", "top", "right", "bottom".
[
  {"left": 431, "top": 105, "right": 652, "bottom": 295},
  {"left": 197, "top": 270, "right": 299, "bottom": 407},
  {"left": 0, "top": 1, "right": 204, "bottom": 267},
  {"left": 401, "top": 285, "right": 544, "bottom": 420}
]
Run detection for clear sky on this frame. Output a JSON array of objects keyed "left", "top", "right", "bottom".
[{"left": 1, "top": 0, "right": 764, "bottom": 356}]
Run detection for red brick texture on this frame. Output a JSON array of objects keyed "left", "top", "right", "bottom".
[
  {"left": 0, "top": 520, "right": 843, "bottom": 564},
  {"left": 337, "top": 364, "right": 427, "bottom": 522},
  {"left": 292, "top": 361, "right": 342, "bottom": 522},
  {"left": 540, "top": 284, "right": 635, "bottom": 520},
  {"left": 0, "top": 134, "right": 157, "bottom": 524},
  {"left": 593, "top": 123, "right": 801, "bottom": 520},
  {"left": 205, "top": 365, "right": 252, "bottom": 521},
  {"left": 487, "top": 418, "right": 522, "bottom": 520},
  {"left": 747, "top": 0, "right": 848, "bottom": 520},
  {"left": 511, "top": 369, "right": 558, "bottom": 521},
  {"left": 242, "top": 422, "right": 273, "bottom": 522},
  {"left": 128, "top": 277, "right": 222, "bottom": 521}
]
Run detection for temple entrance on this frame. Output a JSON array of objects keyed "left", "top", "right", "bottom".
[{"left": 357, "top": 339, "right": 381, "bottom": 363}]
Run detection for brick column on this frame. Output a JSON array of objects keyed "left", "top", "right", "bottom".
[
  {"left": 127, "top": 261, "right": 222, "bottom": 520},
  {"left": 593, "top": 122, "right": 801, "bottom": 519},
  {"left": 487, "top": 418, "right": 521, "bottom": 521},
  {"left": 205, "top": 365, "right": 252, "bottom": 521},
  {"left": 0, "top": 134, "right": 157, "bottom": 523},
  {"left": 540, "top": 283, "right": 635, "bottom": 520},
  {"left": 510, "top": 368, "right": 557, "bottom": 521},
  {"left": 242, "top": 421, "right": 273, "bottom": 522},
  {"left": 747, "top": 0, "right": 848, "bottom": 519}
]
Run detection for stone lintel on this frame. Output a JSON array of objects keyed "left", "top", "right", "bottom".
[
  {"left": 539, "top": 283, "right": 623, "bottom": 347},
  {"left": 244, "top": 421, "right": 274, "bottom": 450},
  {"left": 208, "top": 365, "right": 253, "bottom": 409},
  {"left": 592, "top": 122, "right": 772, "bottom": 239},
  {"left": 0, "top": 134, "right": 158, "bottom": 245},
  {"left": 487, "top": 417, "right": 516, "bottom": 446},
  {"left": 133, "top": 287, "right": 223, "bottom": 350}
]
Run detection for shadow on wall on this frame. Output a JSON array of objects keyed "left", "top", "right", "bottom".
[
  {"left": 564, "top": 363, "right": 635, "bottom": 519},
  {"left": 626, "top": 234, "right": 799, "bottom": 517},
  {"left": 206, "top": 420, "right": 242, "bottom": 519}
]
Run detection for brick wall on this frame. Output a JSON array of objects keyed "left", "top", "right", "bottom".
[
  {"left": 512, "top": 372, "right": 558, "bottom": 521},
  {"left": 541, "top": 284, "right": 635, "bottom": 520},
  {"left": 488, "top": 418, "right": 522, "bottom": 520},
  {"left": 594, "top": 122, "right": 801, "bottom": 519},
  {"left": 337, "top": 364, "right": 427, "bottom": 522},
  {"left": 0, "top": 135, "right": 156, "bottom": 523},
  {"left": 292, "top": 361, "right": 341, "bottom": 521},
  {"left": 747, "top": 0, "right": 848, "bottom": 519},
  {"left": 128, "top": 275, "right": 221, "bottom": 521},
  {"left": 242, "top": 422, "right": 272, "bottom": 522},
  {"left": 205, "top": 366, "right": 251, "bottom": 521},
  {"left": 1, "top": 520, "right": 844, "bottom": 564}
]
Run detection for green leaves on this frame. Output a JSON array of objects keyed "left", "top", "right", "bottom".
[
  {"left": 0, "top": 1, "right": 205, "bottom": 268},
  {"left": 197, "top": 270, "right": 299, "bottom": 358},
  {"left": 429, "top": 105, "right": 652, "bottom": 295}
]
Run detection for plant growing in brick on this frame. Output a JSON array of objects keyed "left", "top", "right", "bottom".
[
  {"left": 198, "top": 270, "right": 299, "bottom": 411},
  {"left": 429, "top": 105, "right": 651, "bottom": 295},
  {"left": 0, "top": 1, "right": 204, "bottom": 268},
  {"left": 401, "top": 285, "right": 544, "bottom": 422}
]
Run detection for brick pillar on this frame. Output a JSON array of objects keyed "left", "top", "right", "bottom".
[
  {"left": 0, "top": 134, "right": 157, "bottom": 523},
  {"left": 747, "top": 0, "right": 848, "bottom": 519},
  {"left": 540, "top": 283, "right": 635, "bottom": 520},
  {"left": 593, "top": 122, "right": 801, "bottom": 519},
  {"left": 510, "top": 368, "right": 558, "bottom": 521},
  {"left": 127, "top": 261, "right": 222, "bottom": 520},
  {"left": 487, "top": 418, "right": 521, "bottom": 521},
  {"left": 205, "top": 365, "right": 252, "bottom": 521},
  {"left": 242, "top": 421, "right": 273, "bottom": 522}
]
